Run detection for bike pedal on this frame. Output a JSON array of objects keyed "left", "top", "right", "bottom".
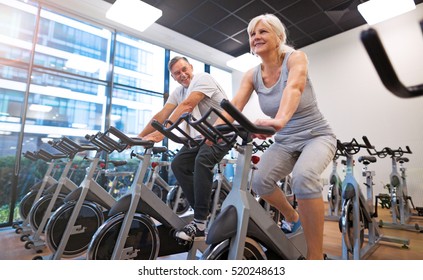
[{"left": 175, "top": 238, "right": 191, "bottom": 247}]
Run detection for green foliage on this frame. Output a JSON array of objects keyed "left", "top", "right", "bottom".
[
  {"left": 0, "top": 204, "right": 10, "bottom": 224},
  {"left": 0, "top": 153, "right": 142, "bottom": 225}
]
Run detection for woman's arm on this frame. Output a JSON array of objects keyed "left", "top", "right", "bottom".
[{"left": 255, "top": 51, "right": 308, "bottom": 132}]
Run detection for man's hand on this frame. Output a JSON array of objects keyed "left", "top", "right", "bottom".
[
  {"left": 205, "top": 139, "right": 214, "bottom": 146},
  {"left": 143, "top": 131, "right": 165, "bottom": 143}
]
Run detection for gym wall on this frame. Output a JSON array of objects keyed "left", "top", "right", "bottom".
[{"left": 239, "top": 4, "right": 423, "bottom": 206}]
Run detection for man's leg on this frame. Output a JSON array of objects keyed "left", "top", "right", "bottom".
[
  {"left": 193, "top": 144, "right": 231, "bottom": 222},
  {"left": 171, "top": 146, "right": 198, "bottom": 207}
]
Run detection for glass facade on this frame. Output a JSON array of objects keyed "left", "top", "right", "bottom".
[{"left": 0, "top": 0, "right": 232, "bottom": 226}]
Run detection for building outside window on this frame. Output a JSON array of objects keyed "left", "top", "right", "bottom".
[{"left": 0, "top": 0, "right": 232, "bottom": 226}]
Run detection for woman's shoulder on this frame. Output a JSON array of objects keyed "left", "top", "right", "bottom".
[
  {"left": 285, "top": 50, "right": 308, "bottom": 67},
  {"left": 287, "top": 50, "right": 307, "bottom": 60},
  {"left": 243, "top": 66, "right": 260, "bottom": 84}
]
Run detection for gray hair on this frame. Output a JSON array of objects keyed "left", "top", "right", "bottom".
[
  {"left": 247, "top": 14, "right": 293, "bottom": 57},
  {"left": 168, "top": 56, "right": 190, "bottom": 72}
]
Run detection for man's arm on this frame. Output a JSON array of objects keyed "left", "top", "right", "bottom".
[
  {"left": 137, "top": 103, "right": 176, "bottom": 138},
  {"left": 167, "top": 91, "right": 205, "bottom": 123},
  {"left": 141, "top": 92, "right": 205, "bottom": 142}
]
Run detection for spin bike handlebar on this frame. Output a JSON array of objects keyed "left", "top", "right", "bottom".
[
  {"left": 106, "top": 126, "right": 167, "bottom": 154},
  {"left": 85, "top": 126, "right": 155, "bottom": 154},
  {"left": 37, "top": 149, "right": 67, "bottom": 160},
  {"left": 151, "top": 109, "right": 238, "bottom": 148},
  {"left": 367, "top": 144, "right": 412, "bottom": 159},
  {"left": 360, "top": 27, "right": 423, "bottom": 98},
  {"left": 252, "top": 140, "right": 273, "bottom": 153},
  {"left": 337, "top": 136, "right": 374, "bottom": 157},
  {"left": 220, "top": 99, "right": 275, "bottom": 138},
  {"left": 151, "top": 99, "right": 276, "bottom": 148},
  {"left": 107, "top": 126, "right": 154, "bottom": 149},
  {"left": 23, "top": 151, "right": 39, "bottom": 161},
  {"left": 48, "top": 137, "right": 98, "bottom": 157},
  {"left": 30, "top": 150, "right": 54, "bottom": 162}
]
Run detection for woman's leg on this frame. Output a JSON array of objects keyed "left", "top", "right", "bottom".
[
  {"left": 260, "top": 187, "right": 299, "bottom": 223},
  {"left": 292, "top": 135, "right": 336, "bottom": 259},
  {"left": 252, "top": 143, "right": 298, "bottom": 222},
  {"left": 297, "top": 197, "right": 325, "bottom": 259}
]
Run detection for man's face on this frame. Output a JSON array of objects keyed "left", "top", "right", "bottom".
[{"left": 170, "top": 59, "right": 193, "bottom": 88}]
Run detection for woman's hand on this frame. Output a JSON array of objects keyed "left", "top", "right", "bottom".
[{"left": 252, "top": 118, "right": 280, "bottom": 139}]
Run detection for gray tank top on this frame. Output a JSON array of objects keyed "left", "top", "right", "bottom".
[{"left": 253, "top": 51, "right": 334, "bottom": 138}]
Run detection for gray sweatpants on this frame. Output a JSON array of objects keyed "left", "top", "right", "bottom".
[{"left": 252, "top": 131, "right": 336, "bottom": 200}]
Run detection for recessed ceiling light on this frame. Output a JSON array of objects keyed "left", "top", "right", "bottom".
[
  {"left": 358, "top": 0, "right": 416, "bottom": 25},
  {"left": 106, "top": 0, "right": 162, "bottom": 32}
]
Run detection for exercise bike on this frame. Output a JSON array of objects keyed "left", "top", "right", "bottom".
[
  {"left": 13, "top": 150, "right": 63, "bottom": 238},
  {"left": 152, "top": 99, "right": 307, "bottom": 260},
  {"left": 325, "top": 150, "right": 344, "bottom": 221},
  {"left": 86, "top": 126, "right": 209, "bottom": 260},
  {"left": 368, "top": 145, "right": 423, "bottom": 233},
  {"left": 333, "top": 137, "right": 409, "bottom": 260},
  {"left": 27, "top": 149, "right": 83, "bottom": 235},
  {"left": 144, "top": 153, "right": 190, "bottom": 215},
  {"left": 27, "top": 138, "right": 99, "bottom": 257},
  {"left": 32, "top": 135, "right": 118, "bottom": 259}
]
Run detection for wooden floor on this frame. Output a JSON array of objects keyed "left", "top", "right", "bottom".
[{"left": 1, "top": 205, "right": 422, "bottom": 260}]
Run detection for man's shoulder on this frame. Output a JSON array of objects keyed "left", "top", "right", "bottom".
[
  {"left": 192, "top": 72, "right": 212, "bottom": 81},
  {"left": 191, "top": 72, "right": 218, "bottom": 88}
]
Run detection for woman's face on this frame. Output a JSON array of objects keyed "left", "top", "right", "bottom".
[{"left": 249, "top": 20, "right": 279, "bottom": 56}]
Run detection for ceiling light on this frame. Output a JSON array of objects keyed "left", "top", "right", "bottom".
[
  {"left": 29, "top": 104, "right": 52, "bottom": 113},
  {"left": 226, "top": 53, "right": 261, "bottom": 72},
  {"left": 357, "top": 0, "right": 416, "bottom": 25},
  {"left": 106, "top": 0, "right": 162, "bottom": 32}
]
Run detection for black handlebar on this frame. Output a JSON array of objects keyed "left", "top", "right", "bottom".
[
  {"left": 37, "top": 149, "right": 67, "bottom": 160},
  {"left": 360, "top": 27, "right": 423, "bottom": 98},
  {"left": 368, "top": 144, "right": 412, "bottom": 159},
  {"left": 151, "top": 114, "right": 204, "bottom": 148},
  {"left": 48, "top": 137, "right": 98, "bottom": 157},
  {"left": 252, "top": 140, "right": 273, "bottom": 153},
  {"left": 220, "top": 99, "right": 276, "bottom": 136},
  {"left": 152, "top": 108, "right": 239, "bottom": 148},
  {"left": 23, "top": 151, "right": 38, "bottom": 161},
  {"left": 84, "top": 126, "right": 155, "bottom": 154},
  {"left": 107, "top": 126, "right": 154, "bottom": 149},
  {"left": 151, "top": 99, "right": 276, "bottom": 149},
  {"left": 337, "top": 136, "right": 374, "bottom": 157}
]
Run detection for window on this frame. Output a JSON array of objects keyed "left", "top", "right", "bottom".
[
  {"left": 0, "top": 0, "right": 233, "bottom": 227},
  {"left": 210, "top": 66, "right": 233, "bottom": 99}
]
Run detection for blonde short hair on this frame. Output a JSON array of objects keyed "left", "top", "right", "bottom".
[{"left": 247, "top": 14, "right": 293, "bottom": 56}]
